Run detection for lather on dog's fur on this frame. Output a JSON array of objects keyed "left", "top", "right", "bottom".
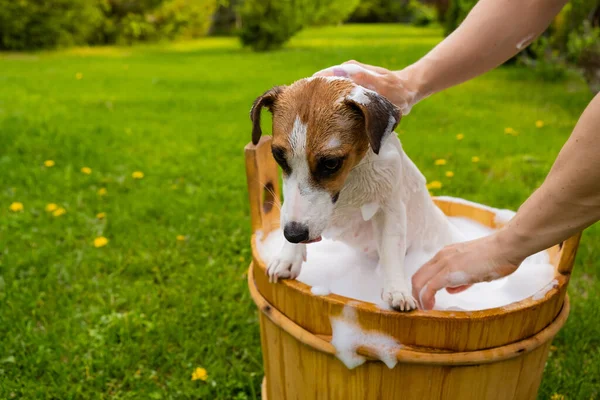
[{"left": 250, "top": 77, "right": 462, "bottom": 311}]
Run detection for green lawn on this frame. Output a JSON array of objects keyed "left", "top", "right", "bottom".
[{"left": 0, "top": 24, "right": 598, "bottom": 399}]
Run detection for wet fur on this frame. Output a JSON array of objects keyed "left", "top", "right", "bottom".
[{"left": 250, "top": 77, "right": 461, "bottom": 311}]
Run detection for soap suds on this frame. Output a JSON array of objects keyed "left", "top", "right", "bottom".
[
  {"left": 256, "top": 199, "right": 557, "bottom": 311},
  {"left": 516, "top": 33, "right": 535, "bottom": 50},
  {"left": 360, "top": 202, "right": 379, "bottom": 221},
  {"left": 330, "top": 306, "right": 402, "bottom": 369},
  {"left": 311, "top": 286, "right": 331, "bottom": 296},
  {"left": 347, "top": 86, "right": 372, "bottom": 105},
  {"left": 532, "top": 279, "right": 558, "bottom": 300}
]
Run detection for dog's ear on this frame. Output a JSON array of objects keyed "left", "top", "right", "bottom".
[
  {"left": 250, "top": 86, "right": 286, "bottom": 145},
  {"left": 344, "top": 88, "right": 401, "bottom": 154}
]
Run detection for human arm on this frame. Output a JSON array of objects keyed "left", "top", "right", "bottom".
[
  {"left": 412, "top": 93, "right": 600, "bottom": 310},
  {"left": 315, "top": 0, "right": 568, "bottom": 114}
]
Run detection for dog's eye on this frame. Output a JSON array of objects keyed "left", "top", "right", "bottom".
[
  {"left": 324, "top": 159, "right": 340, "bottom": 170},
  {"left": 272, "top": 146, "right": 291, "bottom": 174},
  {"left": 318, "top": 157, "right": 344, "bottom": 176}
]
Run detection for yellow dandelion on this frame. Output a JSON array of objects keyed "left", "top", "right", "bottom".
[
  {"left": 472, "top": 156, "right": 480, "bottom": 163},
  {"left": 96, "top": 212, "right": 106, "bottom": 219},
  {"left": 504, "top": 127, "right": 518, "bottom": 136},
  {"left": 45, "top": 203, "right": 59, "bottom": 212},
  {"left": 176, "top": 235, "right": 186, "bottom": 242},
  {"left": 75, "top": 72, "right": 83, "bottom": 80},
  {"left": 132, "top": 171, "right": 144, "bottom": 179},
  {"left": 9, "top": 202, "right": 24, "bottom": 212},
  {"left": 426, "top": 181, "right": 442, "bottom": 190},
  {"left": 94, "top": 236, "right": 109, "bottom": 248},
  {"left": 456, "top": 133, "right": 464, "bottom": 140},
  {"left": 52, "top": 207, "right": 66, "bottom": 217},
  {"left": 191, "top": 367, "right": 208, "bottom": 382},
  {"left": 535, "top": 120, "right": 544, "bottom": 128},
  {"left": 434, "top": 159, "right": 447, "bottom": 166},
  {"left": 445, "top": 171, "right": 454, "bottom": 178},
  {"left": 550, "top": 394, "right": 565, "bottom": 400},
  {"left": 81, "top": 167, "right": 92, "bottom": 175},
  {"left": 44, "top": 160, "right": 55, "bottom": 167},
  {"left": 97, "top": 187, "right": 107, "bottom": 196}
]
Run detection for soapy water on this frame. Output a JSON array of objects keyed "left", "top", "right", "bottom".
[
  {"left": 255, "top": 198, "right": 557, "bottom": 312},
  {"left": 330, "top": 305, "right": 402, "bottom": 369}
]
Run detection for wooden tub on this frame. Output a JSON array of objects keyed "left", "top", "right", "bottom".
[{"left": 245, "top": 137, "right": 580, "bottom": 400}]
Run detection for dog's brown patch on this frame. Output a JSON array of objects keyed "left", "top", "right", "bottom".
[
  {"left": 271, "top": 78, "right": 370, "bottom": 196},
  {"left": 252, "top": 77, "right": 399, "bottom": 198}
]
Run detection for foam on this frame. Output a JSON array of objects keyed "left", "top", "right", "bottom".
[
  {"left": 330, "top": 306, "right": 402, "bottom": 369},
  {"left": 255, "top": 198, "right": 556, "bottom": 312}
]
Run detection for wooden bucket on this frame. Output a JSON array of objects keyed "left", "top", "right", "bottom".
[{"left": 245, "top": 137, "right": 581, "bottom": 400}]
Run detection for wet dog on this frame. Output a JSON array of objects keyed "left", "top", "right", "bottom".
[{"left": 250, "top": 77, "right": 460, "bottom": 311}]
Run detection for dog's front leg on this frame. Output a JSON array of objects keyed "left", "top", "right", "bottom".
[
  {"left": 374, "top": 202, "right": 418, "bottom": 311},
  {"left": 267, "top": 238, "right": 306, "bottom": 283}
]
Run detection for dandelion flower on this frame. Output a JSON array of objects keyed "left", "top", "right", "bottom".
[
  {"left": 445, "top": 171, "right": 454, "bottom": 178},
  {"left": 536, "top": 120, "right": 544, "bottom": 128},
  {"left": 456, "top": 133, "right": 464, "bottom": 140},
  {"left": 434, "top": 159, "right": 447, "bottom": 166},
  {"left": 96, "top": 212, "right": 106, "bottom": 219},
  {"left": 97, "top": 187, "right": 107, "bottom": 196},
  {"left": 53, "top": 207, "right": 66, "bottom": 217},
  {"left": 81, "top": 167, "right": 92, "bottom": 175},
  {"left": 45, "top": 203, "right": 59, "bottom": 212},
  {"left": 44, "top": 160, "right": 55, "bottom": 167},
  {"left": 504, "top": 127, "right": 518, "bottom": 136},
  {"left": 426, "top": 181, "right": 442, "bottom": 190},
  {"left": 191, "top": 367, "right": 207, "bottom": 381},
  {"left": 176, "top": 235, "right": 186, "bottom": 242},
  {"left": 550, "top": 394, "right": 565, "bottom": 400},
  {"left": 75, "top": 72, "right": 83, "bottom": 80},
  {"left": 132, "top": 171, "right": 144, "bottom": 179},
  {"left": 472, "top": 156, "right": 480, "bottom": 163},
  {"left": 94, "top": 236, "right": 109, "bottom": 248},
  {"left": 9, "top": 202, "right": 23, "bottom": 212}
]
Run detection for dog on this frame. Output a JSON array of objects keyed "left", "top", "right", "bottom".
[{"left": 250, "top": 77, "right": 461, "bottom": 311}]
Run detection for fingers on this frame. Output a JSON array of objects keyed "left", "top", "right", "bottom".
[
  {"left": 445, "top": 285, "right": 472, "bottom": 294},
  {"left": 343, "top": 60, "right": 389, "bottom": 75},
  {"left": 411, "top": 253, "right": 444, "bottom": 301}
]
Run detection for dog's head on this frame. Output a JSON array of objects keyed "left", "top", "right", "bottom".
[{"left": 250, "top": 77, "right": 400, "bottom": 244}]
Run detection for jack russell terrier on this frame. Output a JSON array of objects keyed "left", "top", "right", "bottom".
[{"left": 250, "top": 77, "right": 461, "bottom": 311}]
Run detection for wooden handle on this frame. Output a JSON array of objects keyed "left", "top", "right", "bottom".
[
  {"left": 245, "top": 137, "right": 281, "bottom": 236},
  {"left": 557, "top": 232, "right": 582, "bottom": 275}
]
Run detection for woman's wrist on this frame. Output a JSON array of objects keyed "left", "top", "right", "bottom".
[
  {"left": 494, "top": 223, "right": 536, "bottom": 266},
  {"left": 397, "top": 59, "right": 436, "bottom": 104}
]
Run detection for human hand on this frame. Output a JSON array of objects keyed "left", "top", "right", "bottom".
[
  {"left": 411, "top": 232, "right": 525, "bottom": 310},
  {"left": 313, "top": 60, "right": 424, "bottom": 116}
]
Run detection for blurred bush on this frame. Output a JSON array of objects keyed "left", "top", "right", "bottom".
[
  {"left": 0, "top": 0, "right": 105, "bottom": 50},
  {"left": 239, "top": 0, "right": 359, "bottom": 51},
  {"left": 444, "top": 0, "right": 600, "bottom": 92},
  {"left": 348, "top": 0, "right": 413, "bottom": 23},
  {"left": 0, "top": 0, "right": 217, "bottom": 50},
  {"left": 409, "top": 0, "right": 438, "bottom": 26}
]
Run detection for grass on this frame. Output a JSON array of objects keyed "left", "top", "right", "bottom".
[{"left": 0, "top": 24, "right": 598, "bottom": 399}]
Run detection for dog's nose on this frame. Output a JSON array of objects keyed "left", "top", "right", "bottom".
[{"left": 284, "top": 222, "right": 309, "bottom": 244}]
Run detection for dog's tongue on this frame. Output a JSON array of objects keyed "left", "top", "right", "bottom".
[{"left": 302, "top": 236, "right": 322, "bottom": 244}]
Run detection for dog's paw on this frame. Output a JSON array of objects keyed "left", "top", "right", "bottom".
[
  {"left": 266, "top": 245, "right": 305, "bottom": 283},
  {"left": 382, "top": 289, "right": 418, "bottom": 312}
]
